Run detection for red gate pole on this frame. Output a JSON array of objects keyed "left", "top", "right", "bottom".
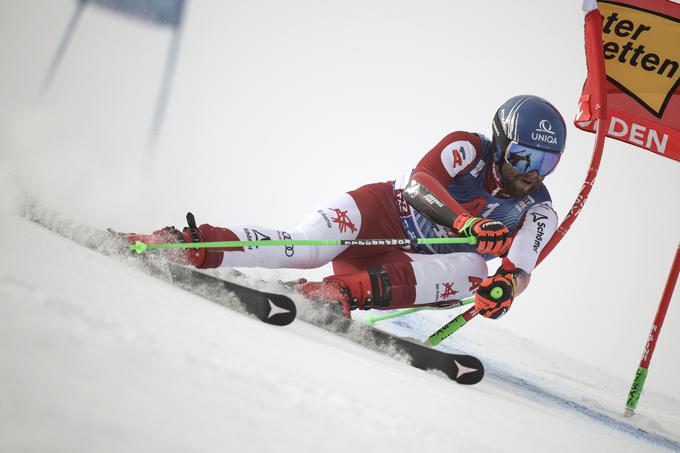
[{"left": 624, "top": 243, "right": 680, "bottom": 416}]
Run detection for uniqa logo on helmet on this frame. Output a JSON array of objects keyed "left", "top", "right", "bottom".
[
  {"left": 491, "top": 94, "right": 567, "bottom": 166},
  {"left": 531, "top": 119, "right": 559, "bottom": 145}
]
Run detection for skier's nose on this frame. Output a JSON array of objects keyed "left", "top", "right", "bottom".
[{"left": 525, "top": 170, "right": 541, "bottom": 180}]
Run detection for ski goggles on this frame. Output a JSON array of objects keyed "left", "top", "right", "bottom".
[{"left": 503, "top": 142, "right": 561, "bottom": 177}]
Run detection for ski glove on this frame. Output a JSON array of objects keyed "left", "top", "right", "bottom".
[
  {"left": 453, "top": 213, "right": 512, "bottom": 256},
  {"left": 475, "top": 272, "right": 517, "bottom": 319}
]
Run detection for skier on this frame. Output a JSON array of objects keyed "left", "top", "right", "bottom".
[{"left": 127, "top": 95, "right": 565, "bottom": 319}]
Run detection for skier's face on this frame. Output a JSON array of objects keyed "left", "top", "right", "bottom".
[{"left": 500, "top": 161, "right": 544, "bottom": 198}]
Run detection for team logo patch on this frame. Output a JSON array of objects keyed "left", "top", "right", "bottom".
[
  {"left": 243, "top": 228, "right": 271, "bottom": 249},
  {"left": 532, "top": 215, "right": 548, "bottom": 253},
  {"left": 253, "top": 229, "right": 271, "bottom": 241},
  {"left": 436, "top": 282, "right": 459, "bottom": 301},
  {"left": 329, "top": 208, "right": 357, "bottom": 234},
  {"left": 442, "top": 140, "right": 476, "bottom": 177},
  {"left": 394, "top": 189, "right": 412, "bottom": 216},
  {"left": 470, "top": 159, "right": 486, "bottom": 178},
  {"left": 278, "top": 230, "right": 295, "bottom": 257},
  {"left": 468, "top": 276, "right": 482, "bottom": 292},
  {"left": 532, "top": 120, "right": 558, "bottom": 145},
  {"left": 514, "top": 196, "right": 535, "bottom": 212},
  {"left": 318, "top": 209, "right": 333, "bottom": 229},
  {"left": 531, "top": 212, "right": 549, "bottom": 223},
  {"left": 452, "top": 147, "right": 466, "bottom": 167}
]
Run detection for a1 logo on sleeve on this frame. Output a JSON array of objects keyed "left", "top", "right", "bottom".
[
  {"left": 452, "top": 147, "right": 466, "bottom": 167},
  {"left": 442, "top": 141, "right": 477, "bottom": 177}
]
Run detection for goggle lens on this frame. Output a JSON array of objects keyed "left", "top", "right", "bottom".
[{"left": 505, "top": 142, "right": 561, "bottom": 177}]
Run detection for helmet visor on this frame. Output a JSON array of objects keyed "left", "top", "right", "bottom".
[{"left": 504, "top": 142, "right": 561, "bottom": 177}]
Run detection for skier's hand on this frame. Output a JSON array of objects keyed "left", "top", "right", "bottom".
[
  {"left": 475, "top": 272, "right": 517, "bottom": 319},
  {"left": 453, "top": 214, "right": 512, "bottom": 256}
]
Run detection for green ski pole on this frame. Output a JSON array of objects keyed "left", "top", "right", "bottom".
[
  {"left": 427, "top": 307, "right": 479, "bottom": 346},
  {"left": 427, "top": 286, "right": 505, "bottom": 346},
  {"left": 129, "top": 236, "right": 476, "bottom": 254}
]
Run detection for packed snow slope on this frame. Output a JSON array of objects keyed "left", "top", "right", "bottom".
[
  {"left": 2, "top": 2, "right": 679, "bottom": 451},
  {"left": 1, "top": 209, "right": 679, "bottom": 453}
]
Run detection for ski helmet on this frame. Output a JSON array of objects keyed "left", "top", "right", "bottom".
[{"left": 492, "top": 95, "right": 566, "bottom": 177}]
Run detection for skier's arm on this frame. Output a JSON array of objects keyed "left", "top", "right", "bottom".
[
  {"left": 403, "top": 171, "right": 467, "bottom": 227},
  {"left": 503, "top": 202, "right": 558, "bottom": 279},
  {"left": 403, "top": 132, "right": 511, "bottom": 256},
  {"left": 474, "top": 203, "right": 558, "bottom": 318},
  {"left": 401, "top": 131, "right": 479, "bottom": 225}
]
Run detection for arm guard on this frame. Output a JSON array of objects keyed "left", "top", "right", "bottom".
[{"left": 403, "top": 171, "right": 468, "bottom": 228}]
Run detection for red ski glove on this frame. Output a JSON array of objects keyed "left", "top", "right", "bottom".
[
  {"left": 453, "top": 213, "right": 512, "bottom": 256},
  {"left": 474, "top": 272, "right": 517, "bottom": 319}
]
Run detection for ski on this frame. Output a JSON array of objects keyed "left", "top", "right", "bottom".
[
  {"left": 370, "top": 329, "right": 484, "bottom": 385},
  {"left": 237, "top": 272, "right": 485, "bottom": 385},
  {"left": 301, "top": 300, "right": 484, "bottom": 385},
  {"left": 159, "top": 262, "right": 296, "bottom": 326},
  {"left": 22, "top": 205, "right": 296, "bottom": 326}
]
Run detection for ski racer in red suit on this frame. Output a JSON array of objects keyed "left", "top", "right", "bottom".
[{"left": 128, "top": 95, "right": 566, "bottom": 319}]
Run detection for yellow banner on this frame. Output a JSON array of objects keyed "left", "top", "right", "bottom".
[{"left": 599, "top": 1, "right": 680, "bottom": 117}]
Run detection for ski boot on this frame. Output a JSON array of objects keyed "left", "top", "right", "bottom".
[
  {"left": 123, "top": 212, "right": 241, "bottom": 268},
  {"left": 293, "top": 267, "right": 393, "bottom": 319}
]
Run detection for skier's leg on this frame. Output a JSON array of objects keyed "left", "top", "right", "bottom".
[
  {"left": 215, "top": 180, "right": 405, "bottom": 268},
  {"left": 216, "top": 192, "right": 364, "bottom": 269},
  {"left": 128, "top": 181, "right": 403, "bottom": 271},
  {"left": 126, "top": 192, "right": 366, "bottom": 269},
  {"left": 405, "top": 252, "right": 488, "bottom": 307},
  {"left": 299, "top": 251, "right": 488, "bottom": 314}
]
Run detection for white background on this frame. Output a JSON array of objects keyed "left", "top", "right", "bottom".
[{"left": 1, "top": 0, "right": 678, "bottom": 401}]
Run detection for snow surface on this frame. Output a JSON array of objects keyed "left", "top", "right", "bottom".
[{"left": 1, "top": 207, "right": 679, "bottom": 452}]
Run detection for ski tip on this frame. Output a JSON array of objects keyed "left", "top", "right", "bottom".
[
  {"left": 263, "top": 294, "right": 297, "bottom": 326},
  {"left": 452, "top": 356, "right": 485, "bottom": 385}
]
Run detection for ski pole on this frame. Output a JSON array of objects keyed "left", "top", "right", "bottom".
[
  {"left": 427, "top": 286, "right": 505, "bottom": 346},
  {"left": 427, "top": 307, "right": 478, "bottom": 346},
  {"left": 129, "top": 237, "right": 476, "bottom": 254},
  {"left": 362, "top": 297, "right": 474, "bottom": 325},
  {"left": 624, "top": 242, "right": 679, "bottom": 417}
]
